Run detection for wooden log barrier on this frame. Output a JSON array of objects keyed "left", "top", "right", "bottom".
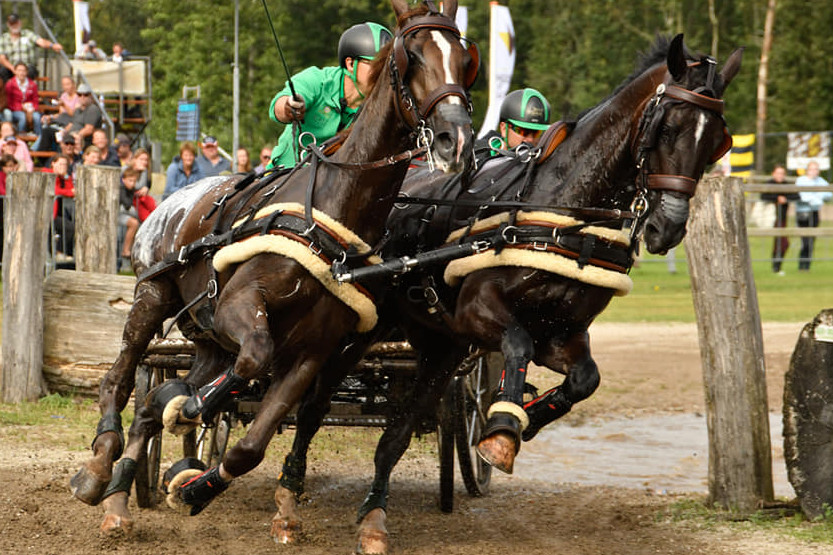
[
  {"left": 783, "top": 309, "right": 833, "bottom": 519},
  {"left": 42, "top": 270, "right": 136, "bottom": 395},
  {"left": 684, "top": 176, "right": 774, "bottom": 510},
  {"left": 1, "top": 172, "right": 54, "bottom": 402},
  {"left": 75, "top": 164, "right": 121, "bottom": 274}
]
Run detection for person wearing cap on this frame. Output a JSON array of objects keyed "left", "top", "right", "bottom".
[
  {"left": 35, "top": 82, "right": 102, "bottom": 152},
  {"left": 114, "top": 132, "right": 133, "bottom": 166},
  {"left": 195, "top": 135, "right": 231, "bottom": 177},
  {"left": 74, "top": 39, "right": 106, "bottom": 61},
  {"left": 59, "top": 133, "right": 81, "bottom": 176},
  {"left": 477, "top": 88, "right": 552, "bottom": 159},
  {"left": 3, "top": 61, "right": 41, "bottom": 136},
  {"left": 0, "top": 13, "right": 62, "bottom": 81},
  {"left": 267, "top": 21, "right": 392, "bottom": 169}
]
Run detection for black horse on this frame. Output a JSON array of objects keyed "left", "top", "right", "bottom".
[
  {"left": 272, "top": 34, "right": 742, "bottom": 554},
  {"left": 69, "top": 0, "right": 476, "bottom": 539}
]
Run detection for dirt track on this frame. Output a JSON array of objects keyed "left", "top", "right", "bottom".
[{"left": 0, "top": 322, "right": 825, "bottom": 555}]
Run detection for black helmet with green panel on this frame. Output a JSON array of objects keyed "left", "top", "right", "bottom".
[
  {"left": 338, "top": 22, "right": 392, "bottom": 69},
  {"left": 499, "top": 88, "right": 551, "bottom": 131}
]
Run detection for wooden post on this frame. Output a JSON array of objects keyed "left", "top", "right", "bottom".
[
  {"left": 684, "top": 176, "right": 774, "bottom": 510},
  {"left": 1, "top": 172, "right": 53, "bottom": 402},
  {"left": 75, "top": 164, "right": 121, "bottom": 273}
]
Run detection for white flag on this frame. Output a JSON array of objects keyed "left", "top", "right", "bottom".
[
  {"left": 73, "top": 0, "right": 91, "bottom": 54},
  {"left": 455, "top": 6, "right": 468, "bottom": 37},
  {"left": 478, "top": 3, "right": 515, "bottom": 138}
]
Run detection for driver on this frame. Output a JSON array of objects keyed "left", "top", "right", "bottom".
[
  {"left": 476, "top": 87, "right": 551, "bottom": 162},
  {"left": 267, "top": 22, "right": 392, "bottom": 169}
]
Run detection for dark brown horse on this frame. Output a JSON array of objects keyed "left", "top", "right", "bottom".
[
  {"left": 271, "top": 34, "right": 743, "bottom": 553},
  {"left": 69, "top": 0, "right": 476, "bottom": 538}
]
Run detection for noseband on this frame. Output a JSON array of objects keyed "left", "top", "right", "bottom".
[
  {"left": 633, "top": 58, "right": 732, "bottom": 205},
  {"left": 388, "top": 5, "right": 476, "bottom": 135}
]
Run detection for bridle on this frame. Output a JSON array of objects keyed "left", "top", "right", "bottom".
[
  {"left": 388, "top": 2, "right": 479, "bottom": 143},
  {"left": 632, "top": 57, "right": 733, "bottom": 217}
]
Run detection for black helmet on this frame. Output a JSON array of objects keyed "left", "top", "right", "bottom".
[
  {"left": 338, "top": 22, "right": 392, "bottom": 68},
  {"left": 499, "top": 88, "right": 551, "bottom": 131}
]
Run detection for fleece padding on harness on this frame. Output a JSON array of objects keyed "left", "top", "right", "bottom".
[
  {"left": 443, "top": 211, "right": 633, "bottom": 296},
  {"left": 213, "top": 203, "right": 380, "bottom": 332}
]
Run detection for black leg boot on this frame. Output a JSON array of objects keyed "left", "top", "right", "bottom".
[{"left": 522, "top": 386, "right": 573, "bottom": 441}]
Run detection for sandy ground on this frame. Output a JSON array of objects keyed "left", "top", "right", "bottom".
[{"left": 0, "top": 321, "right": 827, "bottom": 555}]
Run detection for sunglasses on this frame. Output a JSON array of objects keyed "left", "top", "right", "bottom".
[
  {"left": 508, "top": 122, "right": 542, "bottom": 139},
  {"left": 79, "top": 92, "right": 91, "bottom": 97}
]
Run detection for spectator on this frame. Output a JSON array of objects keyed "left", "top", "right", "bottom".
[
  {"left": 44, "top": 154, "right": 75, "bottom": 256},
  {"left": 38, "top": 83, "right": 102, "bottom": 152},
  {"left": 795, "top": 160, "right": 833, "bottom": 271},
  {"left": 236, "top": 147, "right": 252, "bottom": 173},
  {"left": 58, "top": 133, "right": 80, "bottom": 175},
  {"left": 254, "top": 145, "right": 271, "bottom": 173},
  {"left": 163, "top": 141, "right": 203, "bottom": 200},
  {"left": 92, "top": 128, "right": 119, "bottom": 167},
  {"left": 0, "top": 135, "right": 21, "bottom": 169},
  {"left": 268, "top": 22, "right": 391, "bottom": 169},
  {"left": 3, "top": 61, "right": 41, "bottom": 136},
  {"left": 127, "top": 147, "right": 150, "bottom": 193},
  {"left": 761, "top": 164, "right": 799, "bottom": 275},
  {"left": 0, "top": 121, "right": 33, "bottom": 171},
  {"left": 119, "top": 167, "right": 156, "bottom": 263},
  {"left": 0, "top": 153, "right": 15, "bottom": 260},
  {"left": 81, "top": 144, "right": 102, "bottom": 166},
  {"left": 195, "top": 135, "right": 231, "bottom": 176},
  {"left": 110, "top": 42, "right": 130, "bottom": 63},
  {"left": 0, "top": 13, "right": 62, "bottom": 81},
  {"left": 114, "top": 132, "right": 132, "bottom": 166},
  {"left": 75, "top": 39, "right": 107, "bottom": 61},
  {"left": 56, "top": 75, "right": 80, "bottom": 117}
]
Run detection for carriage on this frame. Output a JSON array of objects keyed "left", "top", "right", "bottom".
[{"left": 131, "top": 335, "right": 501, "bottom": 512}]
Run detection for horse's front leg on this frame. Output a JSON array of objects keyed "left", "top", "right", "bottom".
[
  {"left": 522, "top": 330, "right": 600, "bottom": 441},
  {"left": 71, "top": 279, "right": 176, "bottom": 506}
]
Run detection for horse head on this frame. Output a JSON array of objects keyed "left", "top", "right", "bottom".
[
  {"left": 636, "top": 34, "right": 743, "bottom": 254},
  {"left": 386, "top": 0, "right": 477, "bottom": 173}
]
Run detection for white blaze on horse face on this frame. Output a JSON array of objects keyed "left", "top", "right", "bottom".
[
  {"left": 693, "top": 112, "right": 708, "bottom": 148},
  {"left": 430, "top": 30, "right": 462, "bottom": 105}
]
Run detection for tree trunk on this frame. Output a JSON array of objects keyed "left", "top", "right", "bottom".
[
  {"left": 75, "top": 164, "right": 121, "bottom": 273},
  {"left": 1, "top": 172, "right": 53, "bottom": 402},
  {"left": 756, "top": 0, "right": 777, "bottom": 175},
  {"left": 684, "top": 176, "right": 774, "bottom": 510}
]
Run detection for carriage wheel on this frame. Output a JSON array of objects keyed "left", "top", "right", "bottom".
[
  {"left": 437, "top": 384, "right": 456, "bottom": 513},
  {"left": 453, "top": 352, "right": 502, "bottom": 497},
  {"left": 133, "top": 362, "right": 164, "bottom": 508},
  {"left": 195, "top": 411, "right": 232, "bottom": 468}
]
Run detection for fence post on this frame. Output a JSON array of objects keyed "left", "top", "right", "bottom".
[
  {"left": 1, "top": 172, "right": 54, "bottom": 402},
  {"left": 684, "top": 175, "right": 774, "bottom": 510},
  {"left": 75, "top": 164, "right": 121, "bottom": 273}
]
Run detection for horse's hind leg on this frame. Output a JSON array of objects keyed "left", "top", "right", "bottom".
[
  {"left": 522, "top": 331, "right": 600, "bottom": 441},
  {"left": 71, "top": 279, "right": 177, "bottom": 506}
]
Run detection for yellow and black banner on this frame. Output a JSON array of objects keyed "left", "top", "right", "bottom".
[{"left": 729, "top": 134, "right": 754, "bottom": 177}]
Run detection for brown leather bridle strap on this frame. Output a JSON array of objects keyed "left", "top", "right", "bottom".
[
  {"left": 664, "top": 85, "right": 725, "bottom": 115},
  {"left": 646, "top": 174, "right": 698, "bottom": 196},
  {"left": 420, "top": 84, "right": 469, "bottom": 116}
]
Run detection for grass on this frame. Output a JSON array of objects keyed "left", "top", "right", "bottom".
[
  {"left": 664, "top": 497, "right": 833, "bottom": 544},
  {"left": 598, "top": 235, "right": 833, "bottom": 323}
]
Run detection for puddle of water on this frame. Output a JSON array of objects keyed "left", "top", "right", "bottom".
[{"left": 511, "top": 413, "right": 793, "bottom": 498}]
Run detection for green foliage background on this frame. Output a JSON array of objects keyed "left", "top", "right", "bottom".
[{"left": 32, "top": 0, "right": 833, "bottom": 166}]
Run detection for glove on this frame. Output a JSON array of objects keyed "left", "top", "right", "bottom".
[{"left": 286, "top": 96, "right": 305, "bottom": 122}]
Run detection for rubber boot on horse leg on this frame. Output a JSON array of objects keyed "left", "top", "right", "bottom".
[{"left": 476, "top": 324, "right": 534, "bottom": 474}]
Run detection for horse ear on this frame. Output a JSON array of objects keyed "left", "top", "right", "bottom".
[
  {"left": 443, "top": 0, "right": 459, "bottom": 19},
  {"left": 667, "top": 34, "right": 687, "bottom": 82},
  {"left": 719, "top": 47, "right": 744, "bottom": 90},
  {"left": 391, "top": 0, "right": 409, "bottom": 18}
]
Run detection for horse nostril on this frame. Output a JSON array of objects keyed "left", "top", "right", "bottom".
[{"left": 433, "top": 131, "right": 455, "bottom": 157}]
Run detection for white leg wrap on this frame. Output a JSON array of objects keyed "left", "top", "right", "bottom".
[
  {"left": 162, "top": 395, "right": 201, "bottom": 436},
  {"left": 487, "top": 401, "right": 530, "bottom": 432}
]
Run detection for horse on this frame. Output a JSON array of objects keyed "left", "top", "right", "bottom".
[
  {"left": 270, "top": 34, "right": 743, "bottom": 553},
  {"left": 68, "top": 0, "right": 476, "bottom": 538}
]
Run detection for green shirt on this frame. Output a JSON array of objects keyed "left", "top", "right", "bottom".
[{"left": 268, "top": 65, "right": 357, "bottom": 168}]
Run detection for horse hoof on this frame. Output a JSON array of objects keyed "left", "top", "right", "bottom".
[
  {"left": 356, "top": 508, "right": 388, "bottom": 555},
  {"left": 270, "top": 517, "right": 303, "bottom": 544},
  {"left": 70, "top": 466, "right": 109, "bottom": 506},
  {"left": 100, "top": 513, "right": 134, "bottom": 536},
  {"left": 476, "top": 432, "right": 517, "bottom": 474},
  {"left": 164, "top": 468, "right": 204, "bottom": 515}
]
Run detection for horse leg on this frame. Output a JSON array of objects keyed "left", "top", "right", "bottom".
[
  {"left": 71, "top": 279, "right": 177, "bottom": 505},
  {"left": 272, "top": 338, "right": 369, "bottom": 544},
  {"left": 356, "top": 339, "right": 462, "bottom": 555},
  {"left": 523, "top": 331, "right": 600, "bottom": 441},
  {"left": 475, "top": 320, "right": 534, "bottom": 474}
]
